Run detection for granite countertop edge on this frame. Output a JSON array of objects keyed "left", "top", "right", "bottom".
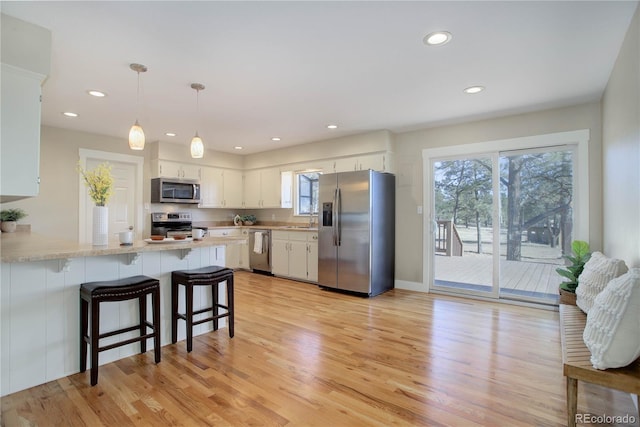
[{"left": 1, "top": 233, "right": 247, "bottom": 263}]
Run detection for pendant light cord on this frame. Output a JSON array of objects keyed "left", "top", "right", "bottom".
[
  {"left": 136, "top": 70, "right": 141, "bottom": 121},
  {"left": 195, "top": 87, "right": 200, "bottom": 134}
]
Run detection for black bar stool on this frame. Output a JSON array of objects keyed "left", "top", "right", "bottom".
[
  {"left": 171, "top": 266, "right": 234, "bottom": 352},
  {"left": 80, "top": 275, "right": 161, "bottom": 386}
]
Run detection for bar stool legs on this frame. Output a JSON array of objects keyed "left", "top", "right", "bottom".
[
  {"left": 80, "top": 275, "right": 161, "bottom": 386},
  {"left": 171, "top": 266, "right": 234, "bottom": 352}
]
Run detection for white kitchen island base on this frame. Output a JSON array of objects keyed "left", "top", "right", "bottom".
[{"left": 1, "top": 245, "right": 229, "bottom": 396}]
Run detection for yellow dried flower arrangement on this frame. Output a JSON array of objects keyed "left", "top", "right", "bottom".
[{"left": 77, "top": 162, "right": 114, "bottom": 206}]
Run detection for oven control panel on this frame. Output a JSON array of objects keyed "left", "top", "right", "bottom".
[{"left": 151, "top": 212, "right": 192, "bottom": 222}]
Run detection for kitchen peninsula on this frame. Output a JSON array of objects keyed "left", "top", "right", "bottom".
[{"left": 0, "top": 232, "right": 245, "bottom": 396}]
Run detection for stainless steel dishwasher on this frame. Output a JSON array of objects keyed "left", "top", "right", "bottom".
[{"left": 249, "top": 229, "right": 271, "bottom": 273}]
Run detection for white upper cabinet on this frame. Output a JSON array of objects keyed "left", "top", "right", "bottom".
[
  {"left": 243, "top": 170, "right": 262, "bottom": 208},
  {"left": 199, "top": 166, "right": 224, "bottom": 208},
  {"left": 281, "top": 171, "right": 293, "bottom": 209},
  {"left": 260, "top": 168, "right": 282, "bottom": 207},
  {"left": 223, "top": 169, "right": 244, "bottom": 208},
  {"left": 181, "top": 163, "right": 202, "bottom": 180},
  {"left": 331, "top": 153, "right": 394, "bottom": 174},
  {"left": 200, "top": 167, "right": 244, "bottom": 209},
  {"left": 243, "top": 168, "right": 283, "bottom": 208},
  {"left": 0, "top": 15, "right": 51, "bottom": 202},
  {"left": 149, "top": 150, "right": 394, "bottom": 210},
  {"left": 153, "top": 160, "right": 201, "bottom": 180},
  {"left": 358, "top": 153, "right": 394, "bottom": 173},
  {"left": 0, "top": 65, "right": 44, "bottom": 201}
]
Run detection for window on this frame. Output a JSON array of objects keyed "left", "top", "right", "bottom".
[{"left": 296, "top": 171, "right": 320, "bottom": 215}]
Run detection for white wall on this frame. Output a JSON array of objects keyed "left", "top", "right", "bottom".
[
  {"left": 393, "top": 102, "right": 604, "bottom": 284},
  {"left": 602, "top": 4, "right": 640, "bottom": 268},
  {"left": 0, "top": 126, "right": 243, "bottom": 239}
]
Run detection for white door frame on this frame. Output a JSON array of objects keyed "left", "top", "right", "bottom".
[
  {"left": 422, "top": 129, "right": 590, "bottom": 295},
  {"left": 78, "top": 149, "right": 144, "bottom": 243}
]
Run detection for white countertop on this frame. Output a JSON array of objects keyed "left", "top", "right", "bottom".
[{"left": 0, "top": 232, "right": 246, "bottom": 263}]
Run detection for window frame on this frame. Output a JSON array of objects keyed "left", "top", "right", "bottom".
[{"left": 294, "top": 170, "right": 321, "bottom": 216}]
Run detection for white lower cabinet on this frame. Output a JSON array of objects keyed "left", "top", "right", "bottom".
[
  {"left": 208, "top": 228, "right": 248, "bottom": 269},
  {"left": 271, "top": 230, "right": 318, "bottom": 282},
  {"left": 238, "top": 229, "right": 250, "bottom": 269}
]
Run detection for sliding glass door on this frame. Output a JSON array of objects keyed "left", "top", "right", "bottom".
[
  {"left": 498, "top": 148, "right": 575, "bottom": 303},
  {"left": 432, "top": 155, "right": 498, "bottom": 298},
  {"left": 430, "top": 146, "right": 576, "bottom": 305}
]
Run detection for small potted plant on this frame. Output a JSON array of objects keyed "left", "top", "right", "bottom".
[
  {"left": 0, "top": 208, "right": 28, "bottom": 233},
  {"left": 242, "top": 214, "right": 257, "bottom": 226},
  {"left": 556, "top": 240, "right": 591, "bottom": 305}
]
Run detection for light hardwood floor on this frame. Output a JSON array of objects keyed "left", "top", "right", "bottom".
[{"left": 1, "top": 271, "right": 637, "bottom": 426}]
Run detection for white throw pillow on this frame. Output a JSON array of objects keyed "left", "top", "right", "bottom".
[
  {"left": 575, "top": 252, "right": 627, "bottom": 313},
  {"left": 583, "top": 268, "right": 640, "bottom": 370}
]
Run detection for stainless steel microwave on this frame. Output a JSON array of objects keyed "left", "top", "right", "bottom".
[{"left": 151, "top": 178, "right": 201, "bottom": 204}]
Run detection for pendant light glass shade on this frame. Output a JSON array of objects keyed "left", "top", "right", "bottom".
[
  {"left": 128, "top": 63, "right": 147, "bottom": 150},
  {"left": 190, "top": 83, "right": 205, "bottom": 159},
  {"left": 129, "top": 120, "right": 145, "bottom": 150},
  {"left": 190, "top": 133, "right": 204, "bottom": 158}
]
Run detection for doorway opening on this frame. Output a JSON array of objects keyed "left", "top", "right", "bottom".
[{"left": 78, "top": 149, "right": 144, "bottom": 244}]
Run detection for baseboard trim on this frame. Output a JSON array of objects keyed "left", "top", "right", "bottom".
[{"left": 395, "top": 279, "right": 427, "bottom": 292}]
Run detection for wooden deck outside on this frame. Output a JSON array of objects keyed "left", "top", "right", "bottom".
[{"left": 434, "top": 252, "right": 562, "bottom": 301}]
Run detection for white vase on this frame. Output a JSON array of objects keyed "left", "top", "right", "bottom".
[{"left": 92, "top": 206, "right": 108, "bottom": 246}]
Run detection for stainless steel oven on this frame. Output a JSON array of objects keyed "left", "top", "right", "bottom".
[{"left": 150, "top": 212, "right": 193, "bottom": 237}]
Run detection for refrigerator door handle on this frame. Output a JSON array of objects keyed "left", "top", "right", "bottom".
[
  {"left": 336, "top": 187, "right": 342, "bottom": 246},
  {"left": 333, "top": 188, "right": 339, "bottom": 246}
]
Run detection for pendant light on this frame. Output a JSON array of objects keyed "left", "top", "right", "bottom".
[
  {"left": 128, "top": 63, "right": 147, "bottom": 150},
  {"left": 190, "top": 83, "right": 205, "bottom": 158}
]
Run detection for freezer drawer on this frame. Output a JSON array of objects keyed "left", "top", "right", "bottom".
[{"left": 249, "top": 229, "right": 271, "bottom": 273}]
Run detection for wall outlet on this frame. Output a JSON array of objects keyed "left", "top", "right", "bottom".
[
  {"left": 417, "top": 206, "right": 423, "bottom": 215},
  {"left": 271, "top": 214, "right": 276, "bottom": 220}
]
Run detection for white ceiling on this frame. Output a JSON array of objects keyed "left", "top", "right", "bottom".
[{"left": 2, "top": 1, "right": 638, "bottom": 154}]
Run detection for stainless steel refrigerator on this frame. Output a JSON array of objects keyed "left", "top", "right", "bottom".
[{"left": 318, "top": 170, "right": 395, "bottom": 296}]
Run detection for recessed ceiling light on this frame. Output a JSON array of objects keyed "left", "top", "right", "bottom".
[
  {"left": 234, "top": 146, "right": 243, "bottom": 150},
  {"left": 327, "top": 124, "right": 338, "bottom": 129},
  {"left": 423, "top": 31, "right": 452, "bottom": 46},
  {"left": 271, "top": 137, "right": 281, "bottom": 141},
  {"left": 463, "top": 86, "right": 485, "bottom": 94},
  {"left": 87, "top": 90, "right": 106, "bottom": 97},
  {"left": 165, "top": 132, "right": 176, "bottom": 137},
  {"left": 62, "top": 112, "right": 78, "bottom": 117}
]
